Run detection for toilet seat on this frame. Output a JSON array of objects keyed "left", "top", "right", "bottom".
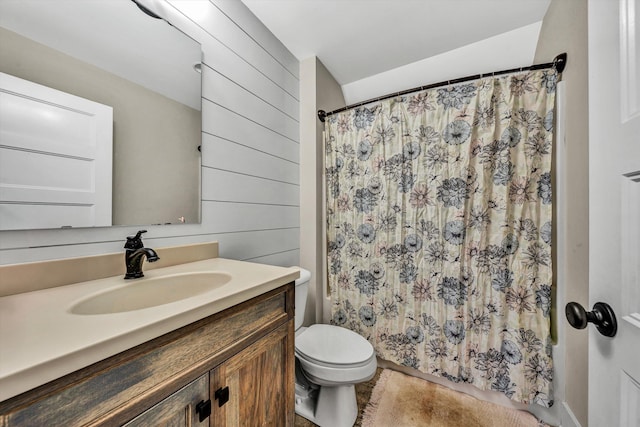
[
  {"left": 296, "top": 324, "right": 374, "bottom": 365},
  {"left": 295, "top": 324, "right": 377, "bottom": 386}
]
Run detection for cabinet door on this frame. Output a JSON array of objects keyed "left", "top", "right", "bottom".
[
  {"left": 123, "top": 374, "right": 210, "bottom": 427},
  {"left": 210, "top": 321, "right": 294, "bottom": 427}
]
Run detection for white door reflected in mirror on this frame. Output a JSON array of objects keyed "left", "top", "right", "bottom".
[{"left": 0, "top": 72, "right": 113, "bottom": 230}]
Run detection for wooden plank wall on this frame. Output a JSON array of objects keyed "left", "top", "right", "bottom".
[{"left": 0, "top": 0, "right": 300, "bottom": 269}]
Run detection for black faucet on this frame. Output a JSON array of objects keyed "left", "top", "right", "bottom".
[{"left": 124, "top": 230, "right": 160, "bottom": 279}]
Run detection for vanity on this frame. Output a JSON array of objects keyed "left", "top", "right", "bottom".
[{"left": 0, "top": 242, "right": 298, "bottom": 426}]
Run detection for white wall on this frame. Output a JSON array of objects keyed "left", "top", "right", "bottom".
[
  {"left": 342, "top": 22, "right": 543, "bottom": 105},
  {"left": 299, "top": 57, "right": 345, "bottom": 326},
  {"left": 534, "top": 1, "right": 589, "bottom": 425},
  {"left": 0, "top": 0, "right": 300, "bottom": 268}
]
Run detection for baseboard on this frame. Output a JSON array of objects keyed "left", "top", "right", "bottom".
[{"left": 561, "top": 402, "right": 582, "bottom": 427}]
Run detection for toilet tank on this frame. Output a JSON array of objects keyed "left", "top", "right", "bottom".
[{"left": 294, "top": 268, "right": 311, "bottom": 330}]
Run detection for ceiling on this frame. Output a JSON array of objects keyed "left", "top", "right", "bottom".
[{"left": 241, "top": 0, "right": 551, "bottom": 85}]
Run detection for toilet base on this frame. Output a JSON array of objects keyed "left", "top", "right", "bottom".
[{"left": 295, "top": 383, "right": 358, "bottom": 427}]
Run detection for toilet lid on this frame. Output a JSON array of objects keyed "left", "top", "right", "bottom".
[{"left": 295, "top": 324, "right": 374, "bottom": 366}]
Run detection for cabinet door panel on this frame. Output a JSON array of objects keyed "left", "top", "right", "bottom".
[
  {"left": 123, "top": 374, "right": 209, "bottom": 427},
  {"left": 211, "top": 321, "right": 294, "bottom": 427}
]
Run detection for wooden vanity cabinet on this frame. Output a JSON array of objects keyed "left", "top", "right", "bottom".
[{"left": 0, "top": 283, "right": 295, "bottom": 427}]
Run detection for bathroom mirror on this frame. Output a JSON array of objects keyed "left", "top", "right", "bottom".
[{"left": 0, "top": 0, "right": 202, "bottom": 230}]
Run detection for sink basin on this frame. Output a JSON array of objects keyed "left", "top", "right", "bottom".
[{"left": 69, "top": 272, "right": 232, "bottom": 315}]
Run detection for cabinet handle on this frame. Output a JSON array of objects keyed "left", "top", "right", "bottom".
[
  {"left": 215, "top": 386, "right": 230, "bottom": 407},
  {"left": 195, "top": 399, "right": 211, "bottom": 422}
]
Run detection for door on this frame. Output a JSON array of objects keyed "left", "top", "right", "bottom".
[
  {"left": 0, "top": 72, "right": 113, "bottom": 230},
  {"left": 588, "top": 0, "right": 640, "bottom": 426},
  {"left": 210, "top": 322, "right": 294, "bottom": 427}
]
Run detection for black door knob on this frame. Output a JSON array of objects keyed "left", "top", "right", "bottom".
[{"left": 565, "top": 301, "right": 617, "bottom": 337}]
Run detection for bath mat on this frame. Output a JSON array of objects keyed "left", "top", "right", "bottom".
[{"left": 362, "top": 369, "right": 547, "bottom": 427}]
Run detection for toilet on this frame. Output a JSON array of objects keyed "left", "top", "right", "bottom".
[{"left": 294, "top": 268, "right": 377, "bottom": 427}]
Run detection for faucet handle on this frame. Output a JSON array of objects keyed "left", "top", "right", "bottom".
[{"left": 124, "top": 229, "right": 147, "bottom": 250}]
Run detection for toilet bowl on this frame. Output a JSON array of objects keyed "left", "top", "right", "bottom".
[{"left": 293, "top": 268, "right": 377, "bottom": 427}]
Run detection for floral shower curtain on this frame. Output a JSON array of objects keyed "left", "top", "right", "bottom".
[{"left": 325, "top": 69, "right": 557, "bottom": 407}]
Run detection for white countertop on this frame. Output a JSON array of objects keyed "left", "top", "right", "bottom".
[{"left": 0, "top": 258, "right": 299, "bottom": 401}]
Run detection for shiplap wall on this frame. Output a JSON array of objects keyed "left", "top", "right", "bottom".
[{"left": 0, "top": 0, "right": 300, "bottom": 267}]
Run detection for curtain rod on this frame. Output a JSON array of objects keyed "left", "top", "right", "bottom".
[{"left": 317, "top": 53, "right": 567, "bottom": 122}]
